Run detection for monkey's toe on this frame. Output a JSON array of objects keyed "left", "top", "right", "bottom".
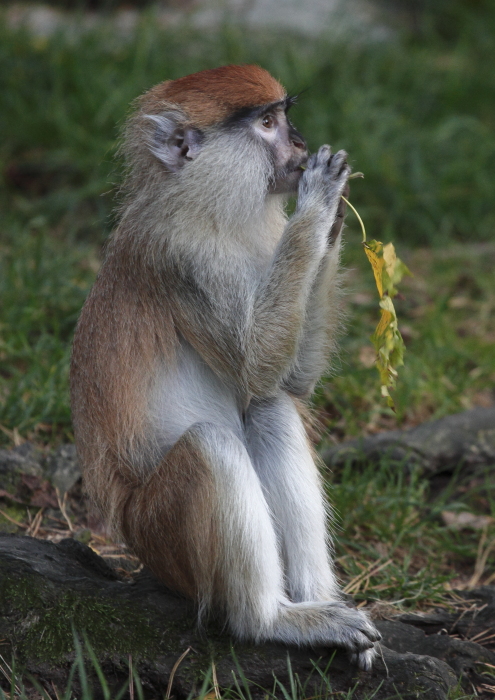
[
  {"left": 348, "top": 645, "right": 378, "bottom": 672},
  {"left": 327, "top": 602, "right": 381, "bottom": 646}
]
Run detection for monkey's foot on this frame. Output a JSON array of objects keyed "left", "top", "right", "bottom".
[{"left": 268, "top": 600, "right": 381, "bottom": 668}]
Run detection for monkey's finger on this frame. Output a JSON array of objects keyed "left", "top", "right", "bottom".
[
  {"left": 337, "top": 607, "right": 382, "bottom": 644},
  {"left": 305, "top": 152, "right": 319, "bottom": 170},
  {"left": 347, "top": 633, "right": 376, "bottom": 652},
  {"left": 361, "top": 624, "right": 382, "bottom": 643},
  {"left": 316, "top": 144, "right": 332, "bottom": 165},
  {"left": 335, "top": 184, "right": 349, "bottom": 219},
  {"left": 327, "top": 150, "right": 348, "bottom": 177},
  {"left": 328, "top": 182, "right": 350, "bottom": 243},
  {"left": 341, "top": 612, "right": 381, "bottom": 644}
]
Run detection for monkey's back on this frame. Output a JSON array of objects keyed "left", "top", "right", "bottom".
[{"left": 70, "top": 245, "right": 178, "bottom": 513}]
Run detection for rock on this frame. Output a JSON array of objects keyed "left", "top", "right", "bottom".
[
  {"left": 396, "top": 587, "right": 495, "bottom": 647},
  {"left": 0, "top": 444, "right": 50, "bottom": 530},
  {"left": 322, "top": 406, "right": 495, "bottom": 474},
  {"left": 377, "top": 619, "right": 495, "bottom": 689},
  {"left": 0, "top": 442, "right": 82, "bottom": 497},
  {"left": 0, "top": 442, "right": 82, "bottom": 519},
  {"left": 2, "top": 534, "right": 493, "bottom": 699},
  {"left": 0, "top": 443, "right": 44, "bottom": 491},
  {"left": 45, "top": 443, "right": 81, "bottom": 495}
]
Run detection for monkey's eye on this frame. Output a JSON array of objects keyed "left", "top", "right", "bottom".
[{"left": 261, "top": 114, "right": 275, "bottom": 129}]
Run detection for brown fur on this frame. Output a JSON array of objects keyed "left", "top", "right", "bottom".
[
  {"left": 120, "top": 427, "right": 218, "bottom": 600},
  {"left": 71, "top": 235, "right": 177, "bottom": 510},
  {"left": 140, "top": 64, "right": 286, "bottom": 128},
  {"left": 70, "top": 65, "right": 326, "bottom": 579},
  {"left": 71, "top": 242, "right": 222, "bottom": 601}
]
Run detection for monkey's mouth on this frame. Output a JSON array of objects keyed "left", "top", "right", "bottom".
[
  {"left": 294, "top": 161, "right": 308, "bottom": 176},
  {"left": 295, "top": 156, "right": 309, "bottom": 173},
  {"left": 288, "top": 160, "right": 307, "bottom": 177},
  {"left": 269, "top": 163, "right": 306, "bottom": 195}
]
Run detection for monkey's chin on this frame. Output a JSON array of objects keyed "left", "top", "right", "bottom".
[{"left": 268, "top": 168, "right": 304, "bottom": 195}]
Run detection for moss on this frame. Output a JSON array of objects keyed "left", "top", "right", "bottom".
[
  {"left": 0, "top": 568, "right": 161, "bottom": 662},
  {"left": 447, "top": 682, "right": 475, "bottom": 700},
  {"left": 0, "top": 504, "right": 26, "bottom": 526},
  {"left": 0, "top": 560, "right": 256, "bottom": 680}
]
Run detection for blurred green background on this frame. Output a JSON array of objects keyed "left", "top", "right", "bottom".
[
  {"left": 1, "top": 0, "right": 495, "bottom": 611},
  {"left": 0, "top": 0, "right": 494, "bottom": 445}
]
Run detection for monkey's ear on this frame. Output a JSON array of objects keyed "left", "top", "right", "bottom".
[{"left": 145, "top": 113, "right": 204, "bottom": 172}]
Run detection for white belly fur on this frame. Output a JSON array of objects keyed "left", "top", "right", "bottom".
[{"left": 149, "top": 339, "right": 243, "bottom": 452}]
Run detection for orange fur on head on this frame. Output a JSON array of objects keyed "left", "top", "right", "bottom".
[{"left": 140, "top": 65, "right": 286, "bottom": 128}]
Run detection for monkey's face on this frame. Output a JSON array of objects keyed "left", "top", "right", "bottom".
[
  {"left": 250, "top": 103, "right": 308, "bottom": 195},
  {"left": 138, "top": 66, "right": 309, "bottom": 207},
  {"left": 144, "top": 97, "right": 307, "bottom": 202}
]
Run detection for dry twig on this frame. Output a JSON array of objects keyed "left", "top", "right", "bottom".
[{"left": 55, "top": 487, "right": 74, "bottom": 532}]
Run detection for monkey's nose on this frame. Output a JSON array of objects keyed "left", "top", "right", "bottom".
[
  {"left": 291, "top": 135, "right": 306, "bottom": 151},
  {"left": 289, "top": 125, "right": 307, "bottom": 151}
]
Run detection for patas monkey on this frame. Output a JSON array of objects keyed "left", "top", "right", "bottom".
[{"left": 71, "top": 65, "right": 380, "bottom": 669}]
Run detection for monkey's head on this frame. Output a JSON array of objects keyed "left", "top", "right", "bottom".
[{"left": 124, "top": 65, "right": 308, "bottom": 220}]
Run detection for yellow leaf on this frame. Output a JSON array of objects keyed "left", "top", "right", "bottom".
[
  {"left": 382, "top": 242, "right": 411, "bottom": 297},
  {"left": 371, "top": 295, "right": 405, "bottom": 410},
  {"left": 373, "top": 304, "right": 393, "bottom": 339},
  {"left": 363, "top": 241, "right": 385, "bottom": 298},
  {"left": 382, "top": 242, "right": 396, "bottom": 273},
  {"left": 344, "top": 194, "right": 410, "bottom": 409}
]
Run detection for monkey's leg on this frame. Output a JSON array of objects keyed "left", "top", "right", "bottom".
[
  {"left": 119, "top": 421, "right": 379, "bottom": 666},
  {"left": 244, "top": 392, "right": 337, "bottom": 603},
  {"left": 118, "top": 421, "right": 287, "bottom": 636},
  {"left": 244, "top": 393, "right": 380, "bottom": 670}
]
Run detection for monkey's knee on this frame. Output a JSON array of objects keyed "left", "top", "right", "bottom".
[
  {"left": 120, "top": 421, "right": 282, "bottom": 614},
  {"left": 120, "top": 423, "right": 223, "bottom": 600}
]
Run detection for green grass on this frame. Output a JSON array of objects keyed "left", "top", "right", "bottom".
[
  {"left": 1, "top": 8, "right": 495, "bottom": 245},
  {"left": 1, "top": 8, "right": 494, "bottom": 443},
  {"left": 330, "top": 459, "right": 495, "bottom": 604},
  {"left": 0, "top": 221, "right": 96, "bottom": 443}
]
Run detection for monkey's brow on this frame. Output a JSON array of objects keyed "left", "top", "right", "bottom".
[
  {"left": 223, "top": 97, "right": 295, "bottom": 126},
  {"left": 260, "top": 96, "right": 298, "bottom": 115},
  {"left": 285, "top": 95, "right": 298, "bottom": 111}
]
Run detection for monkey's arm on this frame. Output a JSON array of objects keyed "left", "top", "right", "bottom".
[
  {"left": 281, "top": 191, "right": 348, "bottom": 397},
  {"left": 167, "top": 147, "right": 350, "bottom": 398}
]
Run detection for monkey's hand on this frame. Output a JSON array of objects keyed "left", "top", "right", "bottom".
[{"left": 296, "top": 145, "right": 350, "bottom": 248}]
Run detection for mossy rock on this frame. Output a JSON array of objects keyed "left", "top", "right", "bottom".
[{"left": 2, "top": 535, "right": 493, "bottom": 699}]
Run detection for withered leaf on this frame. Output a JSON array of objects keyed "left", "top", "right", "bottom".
[{"left": 344, "top": 195, "right": 411, "bottom": 410}]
